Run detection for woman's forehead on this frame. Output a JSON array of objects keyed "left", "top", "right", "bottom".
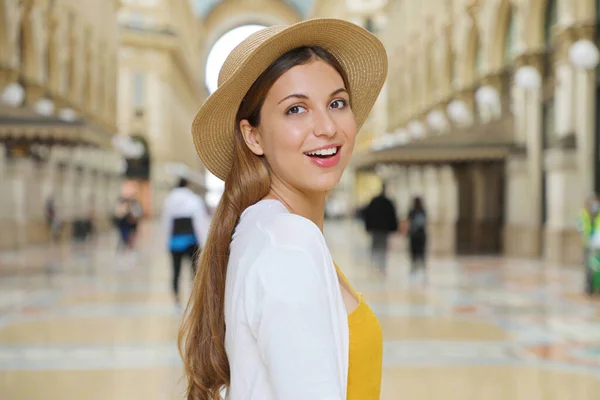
[{"left": 267, "top": 61, "right": 346, "bottom": 99}]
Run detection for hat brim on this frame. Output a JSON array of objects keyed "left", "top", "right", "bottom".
[{"left": 192, "top": 18, "right": 388, "bottom": 181}]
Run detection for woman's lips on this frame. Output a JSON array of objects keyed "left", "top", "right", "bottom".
[{"left": 305, "top": 146, "right": 342, "bottom": 168}]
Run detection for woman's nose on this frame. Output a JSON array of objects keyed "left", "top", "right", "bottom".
[{"left": 313, "top": 108, "right": 336, "bottom": 137}]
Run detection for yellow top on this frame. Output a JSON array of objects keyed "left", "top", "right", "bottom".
[{"left": 335, "top": 264, "right": 383, "bottom": 400}]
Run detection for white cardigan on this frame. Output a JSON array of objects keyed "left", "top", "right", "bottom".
[{"left": 224, "top": 199, "right": 349, "bottom": 400}]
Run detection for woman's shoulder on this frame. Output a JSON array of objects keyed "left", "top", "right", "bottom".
[
  {"left": 235, "top": 200, "right": 329, "bottom": 265},
  {"left": 238, "top": 200, "right": 321, "bottom": 242}
]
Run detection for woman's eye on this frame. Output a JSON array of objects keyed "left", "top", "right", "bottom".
[
  {"left": 286, "top": 105, "right": 307, "bottom": 115},
  {"left": 330, "top": 99, "right": 347, "bottom": 109}
]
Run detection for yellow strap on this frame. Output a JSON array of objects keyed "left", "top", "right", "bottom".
[{"left": 334, "top": 263, "right": 358, "bottom": 297}]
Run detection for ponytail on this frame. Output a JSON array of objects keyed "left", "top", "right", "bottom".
[{"left": 178, "top": 130, "right": 270, "bottom": 400}]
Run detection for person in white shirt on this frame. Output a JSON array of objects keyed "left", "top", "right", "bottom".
[
  {"left": 178, "top": 19, "right": 387, "bottom": 400},
  {"left": 162, "top": 178, "right": 210, "bottom": 305}
]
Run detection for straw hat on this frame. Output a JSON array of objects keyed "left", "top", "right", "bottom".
[{"left": 192, "top": 18, "right": 388, "bottom": 181}]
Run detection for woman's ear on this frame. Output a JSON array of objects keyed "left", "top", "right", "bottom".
[{"left": 239, "top": 119, "right": 264, "bottom": 156}]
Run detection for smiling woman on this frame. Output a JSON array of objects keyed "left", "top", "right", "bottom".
[{"left": 180, "top": 18, "right": 387, "bottom": 400}]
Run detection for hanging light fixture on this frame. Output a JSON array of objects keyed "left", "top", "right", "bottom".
[
  {"left": 407, "top": 120, "right": 426, "bottom": 138},
  {"left": 446, "top": 99, "right": 472, "bottom": 124},
  {"left": 426, "top": 109, "right": 449, "bottom": 131},
  {"left": 1, "top": 83, "right": 25, "bottom": 107},
  {"left": 569, "top": 39, "right": 600, "bottom": 70},
  {"left": 514, "top": 66, "right": 542, "bottom": 90},
  {"left": 34, "top": 98, "right": 55, "bottom": 116}
]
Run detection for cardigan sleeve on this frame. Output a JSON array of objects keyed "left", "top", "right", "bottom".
[{"left": 245, "top": 242, "right": 345, "bottom": 400}]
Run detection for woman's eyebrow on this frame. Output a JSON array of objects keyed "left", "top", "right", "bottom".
[
  {"left": 277, "top": 88, "right": 348, "bottom": 105},
  {"left": 278, "top": 93, "right": 308, "bottom": 104}
]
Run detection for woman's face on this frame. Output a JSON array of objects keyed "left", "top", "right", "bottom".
[{"left": 240, "top": 59, "right": 357, "bottom": 194}]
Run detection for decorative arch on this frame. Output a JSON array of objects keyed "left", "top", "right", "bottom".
[
  {"left": 489, "top": 0, "right": 516, "bottom": 70},
  {"left": 0, "top": 1, "right": 7, "bottom": 64},
  {"left": 523, "top": 0, "right": 559, "bottom": 50},
  {"left": 65, "top": 13, "right": 82, "bottom": 103},
  {"left": 200, "top": 0, "right": 301, "bottom": 92},
  {"left": 81, "top": 27, "right": 94, "bottom": 112},
  {"left": 425, "top": 40, "right": 435, "bottom": 102},
  {"left": 125, "top": 134, "right": 152, "bottom": 180},
  {"left": 46, "top": 12, "right": 64, "bottom": 94},
  {"left": 19, "top": 5, "right": 38, "bottom": 82},
  {"left": 460, "top": 21, "right": 480, "bottom": 86}
]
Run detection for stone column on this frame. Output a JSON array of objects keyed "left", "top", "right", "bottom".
[
  {"left": 544, "top": 148, "right": 583, "bottom": 265},
  {"left": 73, "top": 147, "right": 94, "bottom": 224},
  {"left": 389, "top": 166, "right": 408, "bottom": 219},
  {"left": 56, "top": 148, "right": 77, "bottom": 238},
  {"left": 503, "top": 154, "right": 540, "bottom": 257},
  {"left": 554, "top": 60, "right": 576, "bottom": 141},
  {"left": 87, "top": 149, "right": 105, "bottom": 230},
  {"left": 104, "top": 151, "right": 124, "bottom": 220},
  {"left": 0, "top": 144, "right": 11, "bottom": 250},
  {"left": 26, "top": 160, "right": 47, "bottom": 245},
  {"left": 574, "top": 68, "right": 596, "bottom": 197},
  {"left": 407, "top": 166, "right": 424, "bottom": 200},
  {"left": 2, "top": 158, "right": 35, "bottom": 249},
  {"left": 525, "top": 84, "right": 544, "bottom": 257},
  {"left": 438, "top": 165, "right": 457, "bottom": 255},
  {"left": 423, "top": 166, "right": 443, "bottom": 254},
  {"left": 513, "top": 54, "right": 544, "bottom": 257}
]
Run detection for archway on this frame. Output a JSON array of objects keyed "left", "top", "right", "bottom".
[
  {"left": 122, "top": 135, "right": 153, "bottom": 216},
  {"left": 205, "top": 24, "right": 266, "bottom": 94},
  {"left": 203, "top": 24, "right": 267, "bottom": 209}
]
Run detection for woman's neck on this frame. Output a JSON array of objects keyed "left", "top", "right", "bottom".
[{"left": 264, "top": 182, "right": 327, "bottom": 231}]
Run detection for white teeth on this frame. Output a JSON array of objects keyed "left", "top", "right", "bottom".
[{"left": 306, "top": 147, "right": 338, "bottom": 156}]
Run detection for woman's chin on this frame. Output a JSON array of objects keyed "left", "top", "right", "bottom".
[{"left": 304, "top": 173, "right": 343, "bottom": 193}]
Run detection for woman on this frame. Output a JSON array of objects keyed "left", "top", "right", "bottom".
[
  {"left": 179, "top": 18, "right": 387, "bottom": 400},
  {"left": 407, "top": 196, "right": 428, "bottom": 281}
]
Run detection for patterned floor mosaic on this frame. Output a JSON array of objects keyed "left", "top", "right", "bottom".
[{"left": 1, "top": 220, "right": 599, "bottom": 399}]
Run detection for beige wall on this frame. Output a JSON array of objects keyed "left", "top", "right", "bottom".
[
  {"left": 117, "top": 0, "right": 203, "bottom": 167},
  {"left": 0, "top": 0, "right": 119, "bottom": 133}
]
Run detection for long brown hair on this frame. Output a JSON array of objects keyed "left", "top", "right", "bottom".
[{"left": 178, "top": 46, "right": 350, "bottom": 400}]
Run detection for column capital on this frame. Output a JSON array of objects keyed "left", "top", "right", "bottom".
[
  {"left": 514, "top": 51, "right": 545, "bottom": 72},
  {"left": 23, "top": 81, "right": 45, "bottom": 106},
  {"left": 554, "top": 23, "right": 596, "bottom": 63},
  {"left": 544, "top": 148, "right": 578, "bottom": 172},
  {"left": 0, "top": 68, "right": 19, "bottom": 91}
]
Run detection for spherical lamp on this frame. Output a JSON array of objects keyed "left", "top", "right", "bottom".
[
  {"left": 514, "top": 66, "right": 541, "bottom": 90},
  {"left": 1, "top": 83, "right": 25, "bottom": 107},
  {"left": 475, "top": 85, "right": 500, "bottom": 108},
  {"left": 569, "top": 39, "right": 600, "bottom": 70},
  {"left": 446, "top": 99, "right": 472, "bottom": 124},
  {"left": 34, "top": 98, "right": 55, "bottom": 116},
  {"left": 58, "top": 107, "right": 77, "bottom": 122},
  {"left": 407, "top": 120, "right": 426, "bottom": 138},
  {"left": 426, "top": 110, "right": 449, "bottom": 131}
]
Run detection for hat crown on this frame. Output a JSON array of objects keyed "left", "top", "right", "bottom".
[{"left": 217, "top": 25, "right": 286, "bottom": 88}]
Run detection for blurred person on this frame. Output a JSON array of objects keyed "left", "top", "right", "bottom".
[
  {"left": 84, "top": 197, "right": 96, "bottom": 241},
  {"left": 578, "top": 194, "right": 600, "bottom": 295},
  {"left": 178, "top": 20, "right": 387, "bottom": 400},
  {"left": 162, "top": 178, "right": 209, "bottom": 305},
  {"left": 362, "top": 184, "right": 398, "bottom": 276},
  {"left": 113, "top": 196, "right": 141, "bottom": 254},
  {"left": 45, "top": 195, "right": 62, "bottom": 243},
  {"left": 407, "top": 196, "right": 428, "bottom": 283},
  {"left": 127, "top": 197, "right": 143, "bottom": 250}
]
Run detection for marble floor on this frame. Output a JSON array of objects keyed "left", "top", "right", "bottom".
[{"left": 1, "top": 219, "right": 599, "bottom": 399}]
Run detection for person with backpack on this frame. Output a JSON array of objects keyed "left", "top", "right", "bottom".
[
  {"left": 162, "top": 178, "right": 210, "bottom": 305},
  {"left": 407, "top": 196, "right": 428, "bottom": 283}
]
